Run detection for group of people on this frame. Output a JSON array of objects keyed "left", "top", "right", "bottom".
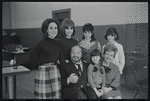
[{"left": 28, "top": 18, "right": 125, "bottom": 99}]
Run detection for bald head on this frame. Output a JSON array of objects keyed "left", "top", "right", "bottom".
[
  {"left": 71, "top": 45, "right": 82, "bottom": 52},
  {"left": 71, "top": 45, "right": 82, "bottom": 63}
]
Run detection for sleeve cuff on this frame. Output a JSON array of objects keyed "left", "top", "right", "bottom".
[{"left": 109, "top": 85, "right": 117, "bottom": 90}]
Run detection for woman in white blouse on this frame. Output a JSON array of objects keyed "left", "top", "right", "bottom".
[{"left": 102, "top": 28, "right": 125, "bottom": 74}]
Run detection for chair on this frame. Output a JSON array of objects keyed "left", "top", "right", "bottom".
[{"left": 131, "top": 59, "right": 148, "bottom": 99}]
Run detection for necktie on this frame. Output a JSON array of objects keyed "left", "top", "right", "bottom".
[{"left": 76, "top": 64, "right": 82, "bottom": 76}]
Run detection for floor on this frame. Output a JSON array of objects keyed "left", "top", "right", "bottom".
[{"left": 2, "top": 70, "right": 148, "bottom": 99}]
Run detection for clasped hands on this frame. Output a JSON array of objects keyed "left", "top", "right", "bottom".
[
  {"left": 94, "top": 87, "right": 112, "bottom": 97},
  {"left": 102, "top": 87, "right": 112, "bottom": 94}
]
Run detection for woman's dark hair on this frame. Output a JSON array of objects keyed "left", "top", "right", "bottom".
[
  {"left": 61, "top": 18, "right": 76, "bottom": 37},
  {"left": 90, "top": 49, "right": 102, "bottom": 65},
  {"left": 104, "top": 28, "right": 119, "bottom": 41},
  {"left": 103, "top": 43, "right": 118, "bottom": 58},
  {"left": 82, "top": 23, "right": 96, "bottom": 42},
  {"left": 41, "top": 18, "right": 60, "bottom": 39}
]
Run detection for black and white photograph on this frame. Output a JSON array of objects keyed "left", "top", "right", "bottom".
[{"left": 2, "top": 2, "right": 148, "bottom": 99}]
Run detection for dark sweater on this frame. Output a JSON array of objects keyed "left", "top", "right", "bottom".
[
  {"left": 57, "top": 37, "right": 78, "bottom": 61},
  {"left": 29, "top": 37, "right": 72, "bottom": 76}
]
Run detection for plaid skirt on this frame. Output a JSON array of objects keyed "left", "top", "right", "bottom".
[{"left": 34, "top": 63, "right": 61, "bottom": 99}]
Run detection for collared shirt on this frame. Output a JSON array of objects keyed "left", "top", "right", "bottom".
[
  {"left": 72, "top": 60, "right": 83, "bottom": 72},
  {"left": 72, "top": 60, "right": 83, "bottom": 88}
]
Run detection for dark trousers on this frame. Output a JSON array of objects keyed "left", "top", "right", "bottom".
[
  {"left": 62, "top": 88, "right": 87, "bottom": 99},
  {"left": 77, "top": 88, "right": 87, "bottom": 99}
]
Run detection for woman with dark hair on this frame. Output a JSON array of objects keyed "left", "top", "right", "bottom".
[
  {"left": 28, "top": 18, "right": 73, "bottom": 99},
  {"left": 57, "top": 18, "right": 78, "bottom": 62},
  {"left": 79, "top": 23, "right": 101, "bottom": 64},
  {"left": 102, "top": 43, "right": 122, "bottom": 99},
  {"left": 102, "top": 28, "right": 125, "bottom": 74},
  {"left": 87, "top": 49, "right": 105, "bottom": 99}
]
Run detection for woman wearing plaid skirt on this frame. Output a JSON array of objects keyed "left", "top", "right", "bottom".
[{"left": 29, "top": 18, "right": 73, "bottom": 99}]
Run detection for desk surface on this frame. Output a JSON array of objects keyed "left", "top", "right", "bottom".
[
  {"left": 3, "top": 51, "right": 30, "bottom": 55},
  {"left": 3, "top": 65, "right": 30, "bottom": 76}
]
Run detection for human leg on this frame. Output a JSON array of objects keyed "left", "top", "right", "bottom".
[
  {"left": 48, "top": 65, "right": 61, "bottom": 99},
  {"left": 34, "top": 66, "right": 53, "bottom": 99},
  {"left": 86, "top": 86, "right": 97, "bottom": 99},
  {"left": 114, "top": 96, "right": 122, "bottom": 99},
  {"left": 77, "top": 88, "right": 87, "bottom": 99}
]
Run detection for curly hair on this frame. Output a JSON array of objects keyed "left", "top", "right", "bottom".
[{"left": 103, "top": 43, "right": 118, "bottom": 58}]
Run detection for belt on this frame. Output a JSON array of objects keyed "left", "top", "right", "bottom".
[{"left": 40, "top": 62, "right": 57, "bottom": 67}]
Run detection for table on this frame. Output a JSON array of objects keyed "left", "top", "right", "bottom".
[{"left": 2, "top": 65, "right": 30, "bottom": 99}]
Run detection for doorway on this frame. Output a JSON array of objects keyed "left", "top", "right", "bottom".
[{"left": 52, "top": 8, "right": 71, "bottom": 24}]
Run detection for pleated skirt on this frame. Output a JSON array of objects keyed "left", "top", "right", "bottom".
[{"left": 34, "top": 64, "right": 61, "bottom": 99}]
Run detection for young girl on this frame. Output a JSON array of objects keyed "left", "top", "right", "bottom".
[
  {"left": 102, "top": 28, "right": 125, "bottom": 74},
  {"left": 102, "top": 43, "right": 122, "bottom": 99},
  {"left": 79, "top": 23, "right": 101, "bottom": 64},
  {"left": 28, "top": 18, "right": 73, "bottom": 99},
  {"left": 57, "top": 18, "right": 78, "bottom": 62},
  {"left": 87, "top": 49, "right": 105, "bottom": 99}
]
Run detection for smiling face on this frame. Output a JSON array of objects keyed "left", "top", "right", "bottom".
[
  {"left": 83, "top": 31, "right": 92, "bottom": 40},
  {"left": 47, "top": 22, "right": 58, "bottom": 39},
  {"left": 65, "top": 26, "right": 74, "bottom": 38},
  {"left": 91, "top": 55, "right": 101, "bottom": 64},
  {"left": 71, "top": 46, "right": 82, "bottom": 63},
  {"left": 107, "top": 35, "right": 115, "bottom": 43},
  {"left": 103, "top": 50, "right": 115, "bottom": 63}
]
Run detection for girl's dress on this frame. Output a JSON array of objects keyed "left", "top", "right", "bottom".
[
  {"left": 87, "top": 64, "right": 105, "bottom": 99},
  {"left": 79, "top": 40, "right": 101, "bottom": 63},
  {"left": 102, "top": 62, "right": 121, "bottom": 98}
]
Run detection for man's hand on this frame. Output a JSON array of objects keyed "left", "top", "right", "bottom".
[{"left": 67, "top": 73, "right": 78, "bottom": 84}]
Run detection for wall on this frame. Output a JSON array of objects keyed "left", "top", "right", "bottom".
[
  {"left": 2, "top": 2, "right": 10, "bottom": 29},
  {"left": 10, "top": 2, "right": 52, "bottom": 28},
  {"left": 3, "top": 2, "right": 148, "bottom": 28},
  {"left": 2, "top": 2, "right": 148, "bottom": 53}
]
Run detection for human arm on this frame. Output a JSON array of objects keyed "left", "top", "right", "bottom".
[
  {"left": 67, "top": 73, "right": 79, "bottom": 84},
  {"left": 59, "top": 48, "right": 73, "bottom": 76},
  {"left": 101, "top": 66, "right": 106, "bottom": 88},
  {"left": 118, "top": 45, "right": 125, "bottom": 74},
  {"left": 28, "top": 42, "right": 41, "bottom": 70},
  {"left": 87, "top": 64, "right": 97, "bottom": 89},
  {"left": 97, "top": 41, "right": 101, "bottom": 52},
  {"left": 109, "top": 66, "right": 120, "bottom": 89},
  {"left": 101, "top": 45, "right": 105, "bottom": 57}
]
